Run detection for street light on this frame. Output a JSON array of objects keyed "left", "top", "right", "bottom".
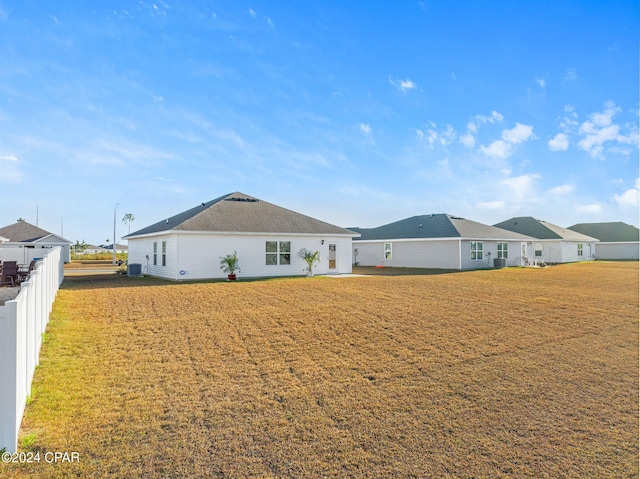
[{"left": 113, "top": 203, "right": 119, "bottom": 265}]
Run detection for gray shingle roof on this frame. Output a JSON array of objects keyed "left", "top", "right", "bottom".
[
  {"left": 0, "top": 221, "right": 67, "bottom": 243},
  {"left": 126, "top": 192, "right": 358, "bottom": 238},
  {"left": 568, "top": 222, "right": 639, "bottom": 242},
  {"left": 351, "top": 214, "right": 534, "bottom": 241},
  {"left": 494, "top": 217, "right": 598, "bottom": 241}
]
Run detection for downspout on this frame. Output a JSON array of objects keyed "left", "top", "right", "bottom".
[{"left": 458, "top": 239, "right": 462, "bottom": 270}]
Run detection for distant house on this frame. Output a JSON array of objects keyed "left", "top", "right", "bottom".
[
  {"left": 0, "top": 221, "right": 72, "bottom": 263},
  {"left": 125, "top": 192, "right": 359, "bottom": 280},
  {"left": 350, "top": 214, "right": 534, "bottom": 270},
  {"left": 494, "top": 217, "right": 598, "bottom": 264},
  {"left": 81, "top": 244, "right": 109, "bottom": 255},
  {"left": 567, "top": 222, "right": 639, "bottom": 260},
  {"left": 99, "top": 243, "right": 128, "bottom": 254}
]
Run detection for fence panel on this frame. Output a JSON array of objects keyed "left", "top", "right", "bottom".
[{"left": 0, "top": 247, "right": 63, "bottom": 453}]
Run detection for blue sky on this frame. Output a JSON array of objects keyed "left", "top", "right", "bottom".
[{"left": 0, "top": 1, "right": 638, "bottom": 244}]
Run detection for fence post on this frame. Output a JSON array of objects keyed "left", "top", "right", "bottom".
[{"left": 0, "top": 301, "right": 20, "bottom": 454}]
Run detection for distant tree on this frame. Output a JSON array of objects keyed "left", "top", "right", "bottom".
[
  {"left": 72, "top": 240, "right": 88, "bottom": 254},
  {"left": 122, "top": 213, "right": 136, "bottom": 234},
  {"left": 16, "top": 217, "right": 25, "bottom": 222}
]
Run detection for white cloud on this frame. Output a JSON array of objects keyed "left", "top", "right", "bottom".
[
  {"left": 248, "top": 8, "right": 257, "bottom": 18},
  {"left": 501, "top": 123, "right": 534, "bottom": 144},
  {"left": 548, "top": 133, "right": 569, "bottom": 151},
  {"left": 460, "top": 133, "right": 475, "bottom": 148},
  {"left": 359, "top": 123, "right": 371, "bottom": 134},
  {"left": 613, "top": 178, "right": 640, "bottom": 207},
  {"left": 0, "top": 154, "right": 23, "bottom": 182},
  {"left": 480, "top": 140, "right": 511, "bottom": 158},
  {"left": 417, "top": 123, "right": 457, "bottom": 148},
  {"left": 549, "top": 184, "right": 573, "bottom": 195},
  {"left": 389, "top": 77, "right": 417, "bottom": 92},
  {"left": 576, "top": 203, "right": 602, "bottom": 213},
  {"left": 536, "top": 77, "right": 546, "bottom": 88},
  {"left": 564, "top": 68, "right": 577, "bottom": 81},
  {"left": 479, "top": 122, "right": 534, "bottom": 158},
  {"left": 500, "top": 174, "right": 540, "bottom": 199}
]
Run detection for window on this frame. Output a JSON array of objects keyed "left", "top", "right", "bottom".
[
  {"left": 384, "top": 243, "right": 392, "bottom": 260},
  {"left": 266, "top": 241, "right": 291, "bottom": 265},
  {"left": 153, "top": 242, "right": 157, "bottom": 265},
  {"left": 470, "top": 241, "right": 483, "bottom": 260},
  {"left": 533, "top": 243, "right": 542, "bottom": 258},
  {"left": 162, "top": 241, "right": 167, "bottom": 266},
  {"left": 577, "top": 243, "right": 583, "bottom": 257},
  {"left": 497, "top": 242, "right": 508, "bottom": 259}
]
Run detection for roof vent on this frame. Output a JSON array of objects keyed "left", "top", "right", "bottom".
[
  {"left": 225, "top": 197, "right": 258, "bottom": 203},
  {"left": 201, "top": 203, "right": 205, "bottom": 207},
  {"left": 165, "top": 219, "right": 169, "bottom": 224}
]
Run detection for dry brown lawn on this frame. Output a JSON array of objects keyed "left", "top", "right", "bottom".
[{"left": 3, "top": 262, "right": 638, "bottom": 478}]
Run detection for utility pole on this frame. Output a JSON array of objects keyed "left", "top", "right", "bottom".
[{"left": 113, "top": 203, "right": 119, "bottom": 265}]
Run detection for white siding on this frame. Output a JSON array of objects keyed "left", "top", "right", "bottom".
[
  {"left": 595, "top": 242, "right": 639, "bottom": 260},
  {"left": 128, "top": 233, "right": 352, "bottom": 280},
  {"left": 560, "top": 241, "right": 596, "bottom": 263},
  {"left": 354, "top": 239, "right": 461, "bottom": 269},
  {"left": 460, "top": 240, "right": 527, "bottom": 269}
]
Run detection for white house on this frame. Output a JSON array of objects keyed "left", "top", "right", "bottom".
[
  {"left": 0, "top": 221, "right": 72, "bottom": 263},
  {"left": 494, "top": 217, "right": 598, "bottom": 264},
  {"left": 125, "top": 192, "right": 359, "bottom": 280},
  {"left": 350, "top": 214, "right": 535, "bottom": 270},
  {"left": 567, "top": 222, "right": 639, "bottom": 260}
]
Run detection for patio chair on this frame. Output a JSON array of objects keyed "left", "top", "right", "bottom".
[
  {"left": 0, "top": 261, "right": 18, "bottom": 286},
  {"left": 17, "top": 260, "right": 37, "bottom": 283}
]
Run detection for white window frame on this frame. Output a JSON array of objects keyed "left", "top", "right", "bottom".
[
  {"left": 577, "top": 243, "right": 583, "bottom": 257},
  {"left": 470, "top": 241, "right": 483, "bottom": 260},
  {"left": 161, "top": 241, "right": 167, "bottom": 266},
  {"left": 384, "top": 243, "right": 392, "bottom": 260},
  {"left": 153, "top": 242, "right": 158, "bottom": 266},
  {"left": 497, "top": 242, "right": 508, "bottom": 259},
  {"left": 266, "top": 241, "right": 291, "bottom": 266}
]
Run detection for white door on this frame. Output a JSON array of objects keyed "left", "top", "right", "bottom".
[{"left": 328, "top": 244, "right": 337, "bottom": 270}]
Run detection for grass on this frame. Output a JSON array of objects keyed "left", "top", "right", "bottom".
[{"left": 2, "top": 262, "right": 638, "bottom": 478}]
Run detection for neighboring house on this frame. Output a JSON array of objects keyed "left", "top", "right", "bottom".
[
  {"left": 567, "top": 222, "right": 639, "bottom": 260},
  {"left": 350, "top": 214, "right": 535, "bottom": 270},
  {"left": 494, "top": 217, "right": 598, "bottom": 264},
  {"left": 125, "top": 192, "right": 359, "bottom": 280},
  {"left": 0, "top": 235, "right": 8, "bottom": 244},
  {"left": 81, "top": 244, "right": 109, "bottom": 255},
  {"left": 99, "top": 243, "right": 129, "bottom": 254},
  {"left": 0, "top": 221, "right": 72, "bottom": 263}
]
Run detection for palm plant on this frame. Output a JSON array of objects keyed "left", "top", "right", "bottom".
[
  {"left": 220, "top": 251, "right": 240, "bottom": 278},
  {"left": 298, "top": 248, "right": 321, "bottom": 276}
]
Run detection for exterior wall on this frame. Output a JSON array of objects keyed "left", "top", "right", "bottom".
[
  {"left": 353, "top": 239, "right": 462, "bottom": 269},
  {"left": 459, "top": 240, "right": 525, "bottom": 269},
  {"left": 595, "top": 242, "right": 639, "bottom": 260},
  {"left": 128, "top": 233, "right": 352, "bottom": 280},
  {"left": 355, "top": 239, "right": 530, "bottom": 270},
  {"left": 523, "top": 240, "right": 597, "bottom": 264},
  {"left": 559, "top": 241, "right": 596, "bottom": 263}
]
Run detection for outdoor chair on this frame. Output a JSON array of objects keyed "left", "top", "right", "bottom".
[
  {"left": 17, "top": 260, "right": 37, "bottom": 283},
  {"left": 0, "top": 261, "right": 18, "bottom": 286}
]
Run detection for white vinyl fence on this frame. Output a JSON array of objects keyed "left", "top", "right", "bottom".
[{"left": 0, "top": 247, "right": 64, "bottom": 453}]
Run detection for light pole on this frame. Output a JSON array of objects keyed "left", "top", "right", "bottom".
[{"left": 113, "top": 203, "right": 119, "bottom": 265}]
